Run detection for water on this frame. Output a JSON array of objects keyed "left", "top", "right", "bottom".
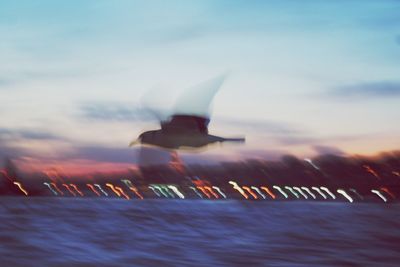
[{"left": 1, "top": 198, "right": 399, "bottom": 266}]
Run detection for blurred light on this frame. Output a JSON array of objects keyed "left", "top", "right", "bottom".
[
  {"left": 62, "top": 183, "right": 76, "bottom": 196},
  {"left": 371, "top": 189, "right": 387, "bottom": 202},
  {"left": 212, "top": 186, "right": 227, "bottom": 199},
  {"left": 115, "top": 186, "right": 130, "bottom": 200},
  {"left": 285, "top": 186, "right": 299, "bottom": 199},
  {"left": 380, "top": 187, "right": 396, "bottom": 199},
  {"left": 293, "top": 187, "right": 308, "bottom": 199},
  {"left": 163, "top": 186, "right": 176, "bottom": 198},
  {"left": 106, "top": 183, "right": 121, "bottom": 197},
  {"left": 94, "top": 184, "right": 108, "bottom": 196},
  {"left": 301, "top": 187, "right": 316, "bottom": 199},
  {"left": 242, "top": 186, "right": 258, "bottom": 199},
  {"left": 312, "top": 187, "right": 327, "bottom": 199},
  {"left": 149, "top": 186, "right": 161, "bottom": 197},
  {"left": 86, "top": 184, "right": 101, "bottom": 197},
  {"left": 363, "top": 165, "right": 380, "bottom": 180},
  {"left": 50, "top": 183, "right": 64, "bottom": 196},
  {"left": 304, "top": 158, "right": 320, "bottom": 170},
  {"left": 349, "top": 188, "right": 363, "bottom": 200},
  {"left": 337, "top": 189, "right": 353, "bottom": 203},
  {"left": 251, "top": 186, "right": 266, "bottom": 199},
  {"left": 12, "top": 182, "right": 28, "bottom": 196},
  {"left": 197, "top": 186, "right": 211, "bottom": 199},
  {"left": 204, "top": 186, "right": 219, "bottom": 199},
  {"left": 69, "top": 183, "right": 84, "bottom": 197},
  {"left": 190, "top": 186, "right": 203, "bottom": 198},
  {"left": 320, "top": 187, "right": 336, "bottom": 199},
  {"left": 168, "top": 185, "right": 185, "bottom": 199},
  {"left": 273, "top": 185, "right": 288, "bottom": 199},
  {"left": 44, "top": 182, "right": 58, "bottom": 196},
  {"left": 153, "top": 185, "right": 169, "bottom": 198},
  {"left": 228, "top": 181, "right": 248, "bottom": 199},
  {"left": 261, "top": 186, "right": 276, "bottom": 199}
]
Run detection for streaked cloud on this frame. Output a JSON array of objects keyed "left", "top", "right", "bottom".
[{"left": 327, "top": 81, "right": 400, "bottom": 99}]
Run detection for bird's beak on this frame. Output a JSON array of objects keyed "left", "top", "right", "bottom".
[{"left": 129, "top": 139, "right": 140, "bottom": 147}]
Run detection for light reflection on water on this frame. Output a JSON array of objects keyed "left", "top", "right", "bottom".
[{"left": 1, "top": 198, "right": 399, "bottom": 267}]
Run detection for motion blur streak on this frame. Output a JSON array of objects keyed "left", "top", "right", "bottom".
[
  {"left": 251, "top": 186, "right": 266, "bottom": 199},
  {"left": 69, "top": 184, "right": 84, "bottom": 197},
  {"left": 50, "top": 183, "right": 64, "bottom": 196},
  {"left": 62, "top": 184, "right": 76, "bottom": 197},
  {"left": 148, "top": 186, "right": 161, "bottom": 197},
  {"left": 261, "top": 186, "right": 276, "bottom": 199},
  {"left": 204, "top": 186, "right": 219, "bottom": 199},
  {"left": 190, "top": 186, "right": 203, "bottom": 198},
  {"left": 105, "top": 183, "right": 121, "bottom": 197},
  {"left": 168, "top": 186, "right": 185, "bottom": 199},
  {"left": 163, "top": 187, "right": 175, "bottom": 198},
  {"left": 380, "top": 187, "right": 396, "bottom": 199},
  {"left": 363, "top": 165, "right": 381, "bottom": 180},
  {"left": 242, "top": 186, "right": 258, "bottom": 200},
  {"left": 350, "top": 188, "right": 364, "bottom": 200},
  {"left": 285, "top": 186, "right": 299, "bottom": 199},
  {"left": 44, "top": 182, "right": 58, "bottom": 196},
  {"left": 273, "top": 186, "right": 288, "bottom": 199},
  {"left": 301, "top": 187, "right": 316, "bottom": 199},
  {"left": 371, "top": 190, "right": 387, "bottom": 202},
  {"left": 337, "top": 189, "right": 353, "bottom": 203},
  {"left": 12, "top": 182, "right": 28, "bottom": 196},
  {"left": 121, "top": 180, "right": 144, "bottom": 199},
  {"left": 94, "top": 184, "right": 108, "bottom": 196},
  {"left": 229, "top": 181, "right": 248, "bottom": 199},
  {"left": 197, "top": 186, "right": 211, "bottom": 199},
  {"left": 154, "top": 186, "right": 169, "bottom": 198},
  {"left": 320, "top": 187, "right": 336, "bottom": 199},
  {"left": 115, "top": 187, "right": 130, "bottom": 200},
  {"left": 312, "top": 187, "right": 327, "bottom": 199},
  {"left": 86, "top": 184, "right": 101, "bottom": 197},
  {"left": 293, "top": 187, "right": 308, "bottom": 199},
  {"left": 212, "top": 186, "right": 226, "bottom": 199}
]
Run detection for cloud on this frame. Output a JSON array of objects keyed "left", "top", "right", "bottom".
[
  {"left": 327, "top": 81, "right": 400, "bottom": 99},
  {"left": 79, "top": 103, "right": 156, "bottom": 122},
  {"left": 0, "top": 127, "right": 63, "bottom": 141},
  {"left": 313, "top": 145, "right": 345, "bottom": 155}
]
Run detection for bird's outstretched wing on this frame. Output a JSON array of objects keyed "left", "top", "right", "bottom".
[{"left": 172, "top": 74, "right": 227, "bottom": 118}]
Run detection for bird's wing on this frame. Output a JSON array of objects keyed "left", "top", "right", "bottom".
[{"left": 172, "top": 74, "right": 227, "bottom": 119}]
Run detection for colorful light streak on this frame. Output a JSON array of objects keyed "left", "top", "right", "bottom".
[
  {"left": 228, "top": 181, "right": 248, "bottom": 199},
  {"left": 251, "top": 186, "right": 266, "bottom": 199},
  {"left": 94, "top": 184, "right": 108, "bottom": 196},
  {"left": 62, "top": 183, "right": 76, "bottom": 196},
  {"left": 272, "top": 185, "right": 288, "bottom": 199},
  {"left": 260, "top": 186, "right": 276, "bottom": 199},
  {"left": 13, "top": 181, "right": 28, "bottom": 196},
  {"left": 212, "top": 186, "right": 226, "bottom": 199},
  {"left": 86, "top": 184, "right": 101, "bottom": 197},
  {"left": 69, "top": 183, "right": 84, "bottom": 197}
]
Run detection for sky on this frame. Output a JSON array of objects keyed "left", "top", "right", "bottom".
[{"left": 1, "top": 0, "right": 400, "bottom": 173}]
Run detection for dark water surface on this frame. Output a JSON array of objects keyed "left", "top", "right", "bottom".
[{"left": 0, "top": 198, "right": 399, "bottom": 266}]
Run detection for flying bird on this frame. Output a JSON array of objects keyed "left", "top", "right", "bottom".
[{"left": 129, "top": 75, "right": 245, "bottom": 150}]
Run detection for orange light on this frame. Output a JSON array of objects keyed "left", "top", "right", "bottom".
[
  {"left": 242, "top": 186, "right": 258, "bottom": 199},
  {"left": 261, "top": 186, "right": 276, "bottom": 199},
  {"left": 62, "top": 183, "right": 76, "bottom": 196},
  {"left": 197, "top": 186, "right": 211, "bottom": 199},
  {"left": 69, "top": 183, "right": 84, "bottom": 196},
  {"left": 363, "top": 165, "right": 380, "bottom": 179},
  {"left": 86, "top": 184, "right": 101, "bottom": 197},
  {"left": 115, "top": 186, "right": 130, "bottom": 200},
  {"left": 380, "top": 187, "right": 396, "bottom": 199},
  {"left": 50, "top": 183, "right": 64, "bottom": 196},
  {"left": 106, "top": 183, "right": 121, "bottom": 197},
  {"left": 13, "top": 182, "right": 28, "bottom": 196},
  {"left": 204, "top": 186, "right": 219, "bottom": 199},
  {"left": 128, "top": 186, "right": 144, "bottom": 199}
]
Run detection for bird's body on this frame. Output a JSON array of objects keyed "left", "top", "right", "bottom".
[
  {"left": 133, "top": 115, "right": 244, "bottom": 149},
  {"left": 130, "top": 75, "right": 245, "bottom": 150}
]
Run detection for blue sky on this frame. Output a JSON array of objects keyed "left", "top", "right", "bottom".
[{"left": 1, "top": 0, "right": 399, "bottom": 172}]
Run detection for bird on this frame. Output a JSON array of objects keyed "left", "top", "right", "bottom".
[{"left": 129, "top": 74, "right": 245, "bottom": 150}]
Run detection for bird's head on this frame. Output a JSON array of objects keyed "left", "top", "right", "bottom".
[{"left": 129, "top": 131, "right": 155, "bottom": 147}]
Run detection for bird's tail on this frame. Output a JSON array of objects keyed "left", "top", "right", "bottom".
[{"left": 222, "top": 137, "right": 245, "bottom": 143}]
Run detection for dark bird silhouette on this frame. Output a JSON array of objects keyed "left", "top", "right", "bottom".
[{"left": 130, "top": 75, "right": 245, "bottom": 150}]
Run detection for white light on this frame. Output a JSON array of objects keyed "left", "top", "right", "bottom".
[
  {"left": 371, "top": 189, "right": 387, "bottom": 202},
  {"left": 212, "top": 186, "right": 227, "bottom": 199},
  {"left": 301, "top": 187, "right": 316, "bottom": 199},
  {"left": 337, "top": 189, "right": 353, "bottom": 203},
  {"left": 321, "top": 187, "right": 336, "bottom": 199},
  {"left": 273, "top": 185, "right": 288, "bottom": 198},
  {"left": 293, "top": 187, "right": 308, "bottom": 199},
  {"left": 251, "top": 186, "right": 266, "bottom": 199},
  {"left": 285, "top": 186, "right": 299, "bottom": 199},
  {"left": 312, "top": 187, "right": 327, "bottom": 199}
]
